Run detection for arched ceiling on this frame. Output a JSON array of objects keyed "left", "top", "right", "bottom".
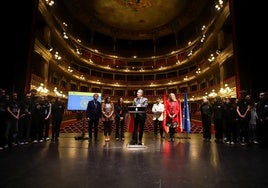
[
  {"left": 38, "top": 0, "right": 229, "bottom": 73},
  {"left": 53, "top": 0, "right": 212, "bottom": 41},
  {"left": 35, "top": 0, "right": 233, "bottom": 91}
]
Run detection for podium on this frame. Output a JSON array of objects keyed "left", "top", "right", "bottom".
[
  {"left": 127, "top": 106, "right": 147, "bottom": 148},
  {"left": 127, "top": 106, "right": 147, "bottom": 113}
]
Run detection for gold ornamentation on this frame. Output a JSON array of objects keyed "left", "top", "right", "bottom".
[{"left": 115, "top": 0, "right": 152, "bottom": 11}]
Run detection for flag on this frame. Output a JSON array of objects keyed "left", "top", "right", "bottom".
[
  {"left": 182, "top": 93, "right": 191, "bottom": 134},
  {"left": 127, "top": 113, "right": 135, "bottom": 132},
  {"left": 176, "top": 94, "right": 183, "bottom": 133},
  {"left": 162, "top": 93, "right": 169, "bottom": 133}
]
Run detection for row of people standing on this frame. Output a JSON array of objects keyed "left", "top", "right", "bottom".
[
  {"left": 200, "top": 90, "right": 268, "bottom": 147},
  {"left": 85, "top": 91, "right": 187, "bottom": 145},
  {"left": 86, "top": 93, "right": 128, "bottom": 142},
  {"left": 25, "top": 90, "right": 65, "bottom": 143},
  {"left": 86, "top": 90, "right": 152, "bottom": 145},
  {"left": 127, "top": 90, "right": 182, "bottom": 144},
  {"left": 0, "top": 88, "right": 65, "bottom": 149},
  {"left": 152, "top": 93, "right": 182, "bottom": 142}
]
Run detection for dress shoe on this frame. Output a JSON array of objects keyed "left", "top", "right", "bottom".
[{"left": 129, "top": 140, "right": 137, "bottom": 145}]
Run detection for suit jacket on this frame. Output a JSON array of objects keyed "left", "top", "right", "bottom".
[
  {"left": 133, "top": 97, "right": 148, "bottom": 118},
  {"left": 133, "top": 97, "right": 148, "bottom": 107},
  {"left": 86, "top": 99, "right": 102, "bottom": 120},
  {"left": 152, "top": 102, "right": 165, "bottom": 121}
]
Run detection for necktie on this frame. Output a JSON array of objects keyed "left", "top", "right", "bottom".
[{"left": 94, "top": 101, "right": 97, "bottom": 108}]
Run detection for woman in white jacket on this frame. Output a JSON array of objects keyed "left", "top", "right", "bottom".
[{"left": 152, "top": 97, "right": 165, "bottom": 139}]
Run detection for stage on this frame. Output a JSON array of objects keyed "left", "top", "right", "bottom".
[{"left": 0, "top": 133, "right": 267, "bottom": 188}]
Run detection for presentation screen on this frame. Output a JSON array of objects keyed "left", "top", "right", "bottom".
[{"left": 67, "top": 91, "right": 102, "bottom": 111}]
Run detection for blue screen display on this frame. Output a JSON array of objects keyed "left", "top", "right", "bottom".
[{"left": 67, "top": 91, "right": 102, "bottom": 111}]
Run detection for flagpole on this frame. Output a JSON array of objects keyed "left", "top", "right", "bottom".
[
  {"left": 162, "top": 93, "right": 169, "bottom": 135},
  {"left": 183, "top": 93, "right": 191, "bottom": 139},
  {"left": 176, "top": 93, "right": 183, "bottom": 139}
]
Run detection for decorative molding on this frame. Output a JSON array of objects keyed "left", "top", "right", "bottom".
[{"left": 115, "top": 0, "right": 152, "bottom": 11}]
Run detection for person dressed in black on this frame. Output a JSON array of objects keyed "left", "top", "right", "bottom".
[
  {"left": 212, "top": 96, "right": 224, "bottom": 143},
  {"left": 86, "top": 93, "right": 102, "bottom": 142},
  {"left": 222, "top": 97, "right": 237, "bottom": 145},
  {"left": 42, "top": 96, "right": 51, "bottom": 141},
  {"left": 19, "top": 93, "right": 33, "bottom": 144},
  {"left": 0, "top": 89, "right": 7, "bottom": 149},
  {"left": 115, "top": 97, "right": 127, "bottom": 141},
  {"left": 129, "top": 89, "right": 148, "bottom": 145},
  {"left": 31, "top": 95, "right": 46, "bottom": 143},
  {"left": 6, "top": 92, "right": 21, "bottom": 146},
  {"left": 256, "top": 92, "right": 268, "bottom": 148},
  {"left": 29, "top": 89, "right": 38, "bottom": 142},
  {"left": 236, "top": 90, "right": 251, "bottom": 145},
  {"left": 51, "top": 97, "right": 65, "bottom": 142},
  {"left": 200, "top": 97, "right": 213, "bottom": 142}
]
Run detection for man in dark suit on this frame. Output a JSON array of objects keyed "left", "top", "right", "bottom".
[
  {"left": 129, "top": 89, "right": 148, "bottom": 145},
  {"left": 86, "top": 93, "right": 102, "bottom": 141}
]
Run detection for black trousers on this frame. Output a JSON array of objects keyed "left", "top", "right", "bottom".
[
  {"left": 132, "top": 115, "right": 146, "bottom": 143},
  {"left": 154, "top": 119, "right": 163, "bottom": 137},
  {"left": 115, "top": 117, "right": 125, "bottom": 139},
  {"left": 88, "top": 119, "right": 99, "bottom": 139}
]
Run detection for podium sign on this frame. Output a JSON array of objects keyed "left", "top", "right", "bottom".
[{"left": 128, "top": 106, "right": 146, "bottom": 113}]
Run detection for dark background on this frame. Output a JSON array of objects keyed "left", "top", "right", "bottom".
[
  {"left": 232, "top": 0, "right": 267, "bottom": 98},
  {"left": 1, "top": 1, "right": 267, "bottom": 100}
]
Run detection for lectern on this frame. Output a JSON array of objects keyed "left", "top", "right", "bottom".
[
  {"left": 127, "top": 106, "right": 147, "bottom": 148},
  {"left": 127, "top": 106, "right": 147, "bottom": 114}
]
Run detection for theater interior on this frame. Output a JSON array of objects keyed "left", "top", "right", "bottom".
[{"left": 1, "top": 1, "right": 268, "bottom": 188}]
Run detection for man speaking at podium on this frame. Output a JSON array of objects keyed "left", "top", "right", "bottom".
[{"left": 129, "top": 89, "right": 148, "bottom": 145}]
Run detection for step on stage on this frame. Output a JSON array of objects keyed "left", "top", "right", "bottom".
[{"left": 126, "top": 143, "right": 147, "bottom": 148}]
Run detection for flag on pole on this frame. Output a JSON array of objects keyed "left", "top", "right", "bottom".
[
  {"left": 127, "top": 113, "right": 135, "bottom": 132},
  {"left": 162, "top": 93, "right": 169, "bottom": 134},
  {"left": 176, "top": 94, "right": 183, "bottom": 133},
  {"left": 182, "top": 93, "right": 191, "bottom": 134}
]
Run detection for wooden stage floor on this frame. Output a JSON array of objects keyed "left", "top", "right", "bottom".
[{"left": 1, "top": 133, "right": 268, "bottom": 188}]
